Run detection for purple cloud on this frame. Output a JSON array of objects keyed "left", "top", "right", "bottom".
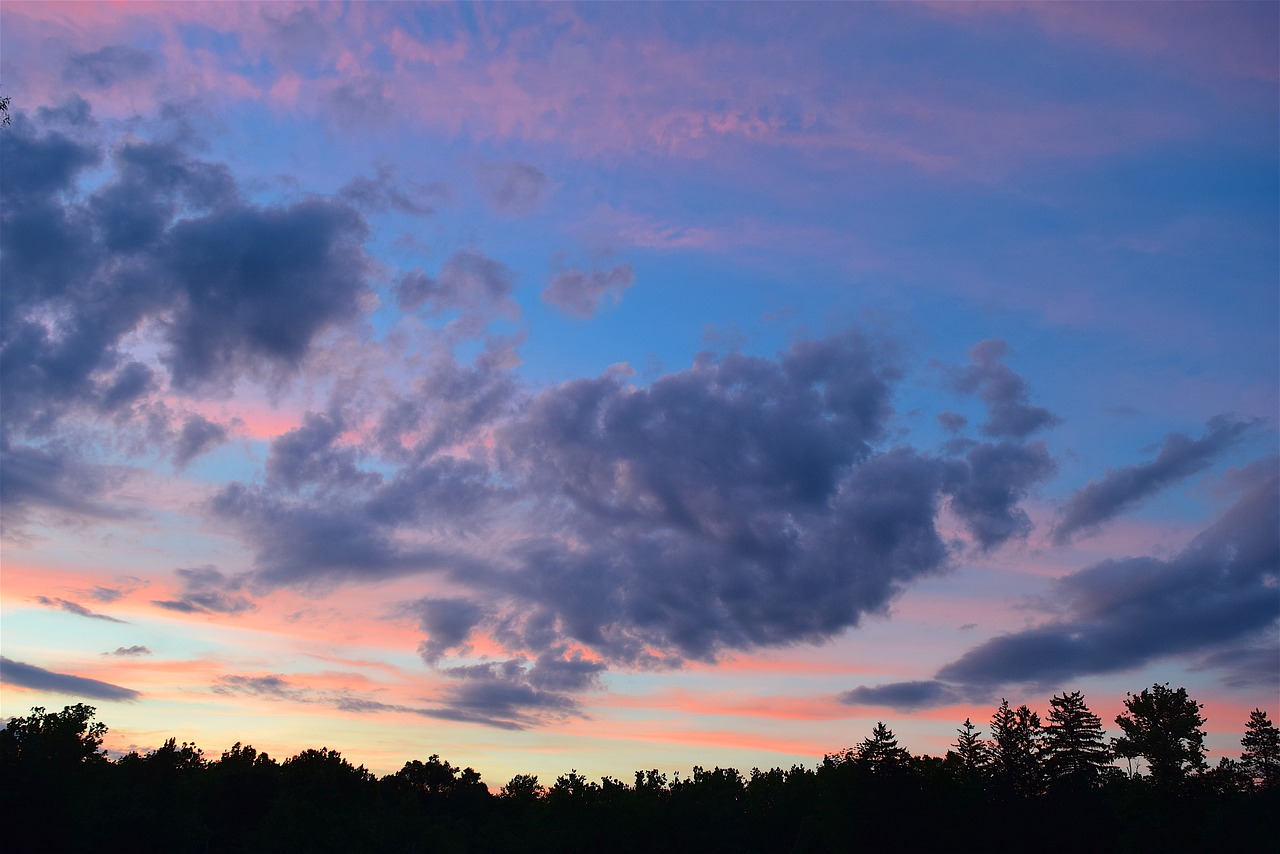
[
  {"left": 542, "top": 264, "right": 635, "bottom": 319},
  {"left": 1053, "top": 416, "right": 1255, "bottom": 543},
  {"left": 0, "top": 657, "right": 140, "bottom": 701}
]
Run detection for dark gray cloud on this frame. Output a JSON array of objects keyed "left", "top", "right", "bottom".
[
  {"left": 0, "top": 102, "right": 363, "bottom": 410},
  {"left": 481, "top": 333, "right": 1052, "bottom": 665},
  {"left": 955, "top": 339, "right": 1059, "bottom": 439},
  {"left": 0, "top": 103, "right": 376, "bottom": 534},
  {"left": 946, "top": 440, "right": 1055, "bottom": 551},
  {"left": 434, "top": 653, "right": 592, "bottom": 728},
  {"left": 105, "top": 646, "right": 152, "bottom": 657},
  {"left": 481, "top": 161, "right": 547, "bottom": 214},
  {"left": 838, "top": 680, "right": 968, "bottom": 711},
  {"left": 34, "top": 596, "right": 127, "bottom": 623},
  {"left": 63, "top": 45, "right": 156, "bottom": 88},
  {"left": 151, "top": 566, "right": 255, "bottom": 616},
  {"left": 266, "top": 412, "right": 381, "bottom": 495},
  {"left": 1053, "top": 416, "right": 1254, "bottom": 543},
  {"left": 204, "top": 481, "right": 483, "bottom": 588},
  {"left": 406, "top": 597, "right": 487, "bottom": 664},
  {"left": 846, "top": 459, "right": 1279, "bottom": 707},
  {"left": 205, "top": 331, "right": 1053, "bottom": 679},
  {"left": 0, "top": 656, "right": 140, "bottom": 701},
  {"left": 173, "top": 414, "right": 228, "bottom": 468},
  {"left": 542, "top": 264, "right": 635, "bottom": 319},
  {"left": 160, "top": 198, "right": 369, "bottom": 391}
]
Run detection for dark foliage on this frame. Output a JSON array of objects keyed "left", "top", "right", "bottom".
[{"left": 1, "top": 696, "right": 1275, "bottom": 853}]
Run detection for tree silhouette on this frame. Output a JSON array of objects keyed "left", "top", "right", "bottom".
[
  {"left": 1240, "top": 708, "right": 1280, "bottom": 790},
  {"left": 950, "top": 717, "right": 988, "bottom": 780},
  {"left": 989, "top": 699, "right": 1043, "bottom": 797},
  {"left": 0, "top": 703, "right": 107, "bottom": 768},
  {"left": 1043, "top": 690, "right": 1111, "bottom": 790},
  {"left": 857, "top": 721, "right": 911, "bottom": 772},
  {"left": 1113, "top": 683, "right": 1206, "bottom": 787},
  {"left": 2, "top": 699, "right": 1277, "bottom": 852},
  {"left": 501, "top": 772, "right": 545, "bottom": 801}
]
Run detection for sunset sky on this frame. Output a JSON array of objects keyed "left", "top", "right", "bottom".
[{"left": 1, "top": 1, "right": 1276, "bottom": 787}]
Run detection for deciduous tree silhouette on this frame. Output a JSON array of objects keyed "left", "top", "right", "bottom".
[
  {"left": 0, "top": 703, "right": 107, "bottom": 768},
  {"left": 1113, "top": 683, "right": 1206, "bottom": 787},
  {"left": 501, "top": 772, "right": 545, "bottom": 801}
]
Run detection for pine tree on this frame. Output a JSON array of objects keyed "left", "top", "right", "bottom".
[
  {"left": 990, "top": 699, "right": 1043, "bottom": 797},
  {"left": 1240, "top": 708, "right": 1280, "bottom": 790},
  {"left": 951, "top": 717, "right": 988, "bottom": 780},
  {"left": 857, "top": 721, "right": 910, "bottom": 772},
  {"left": 1112, "top": 683, "right": 1206, "bottom": 787},
  {"left": 1043, "top": 690, "right": 1111, "bottom": 790}
]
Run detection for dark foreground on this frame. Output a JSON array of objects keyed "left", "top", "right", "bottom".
[{"left": 3, "top": 702, "right": 1276, "bottom": 853}]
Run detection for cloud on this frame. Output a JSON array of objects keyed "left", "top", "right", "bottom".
[
  {"left": 211, "top": 670, "right": 540, "bottom": 731},
  {"left": 105, "top": 646, "right": 152, "bottom": 657},
  {"left": 946, "top": 440, "right": 1056, "bottom": 551},
  {"left": 173, "top": 414, "right": 228, "bottom": 468},
  {"left": 406, "top": 597, "right": 487, "bottom": 664},
  {"left": 393, "top": 250, "right": 520, "bottom": 337},
  {"left": 0, "top": 442, "right": 134, "bottom": 532},
  {"left": 34, "top": 596, "right": 127, "bottom": 623},
  {"left": 480, "top": 161, "right": 547, "bottom": 214},
  {"left": 197, "top": 330, "right": 1054, "bottom": 678},
  {"left": 954, "top": 339, "right": 1059, "bottom": 439},
  {"left": 213, "top": 674, "right": 305, "bottom": 700},
  {"left": 151, "top": 566, "right": 256, "bottom": 616},
  {"left": 541, "top": 264, "right": 635, "bottom": 319},
  {"left": 1190, "top": 641, "right": 1279, "bottom": 690},
  {"left": 483, "top": 333, "right": 1053, "bottom": 664},
  {"left": 265, "top": 412, "right": 381, "bottom": 495},
  {"left": 0, "top": 657, "right": 140, "bottom": 701},
  {"left": 160, "top": 198, "right": 370, "bottom": 391},
  {"left": 1053, "top": 416, "right": 1254, "bottom": 543},
  {"left": 88, "top": 577, "right": 145, "bottom": 604},
  {"left": 838, "top": 680, "right": 967, "bottom": 711},
  {"left": 847, "top": 459, "right": 1280, "bottom": 706},
  {"left": 62, "top": 45, "right": 157, "bottom": 89},
  {"left": 0, "top": 103, "right": 379, "bottom": 534},
  {"left": 339, "top": 163, "right": 444, "bottom": 216},
  {"left": 432, "top": 651, "right": 598, "bottom": 729}
]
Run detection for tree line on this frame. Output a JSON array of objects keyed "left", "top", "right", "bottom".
[{"left": 2, "top": 683, "right": 1276, "bottom": 852}]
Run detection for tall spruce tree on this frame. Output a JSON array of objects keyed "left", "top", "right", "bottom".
[
  {"left": 1240, "top": 708, "right": 1280, "bottom": 790},
  {"left": 1043, "top": 690, "right": 1111, "bottom": 789},
  {"left": 857, "top": 722, "right": 910, "bottom": 772},
  {"left": 1113, "top": 683, "right": 1206, "bottom": 787},
  {"left": 990, "top": 699, "right": 1044, "bottom": 797},
  {"left": 951, "top": 717, "right": 988, "bottom": 780}
]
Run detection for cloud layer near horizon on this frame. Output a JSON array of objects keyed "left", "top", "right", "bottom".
[{"left": 843, "top": 457, "right": 1280, "bottom": 710}]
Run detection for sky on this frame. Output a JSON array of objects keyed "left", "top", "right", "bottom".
[{"left": 1, "top": 1, "right": 1277, "bottom": 787}]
